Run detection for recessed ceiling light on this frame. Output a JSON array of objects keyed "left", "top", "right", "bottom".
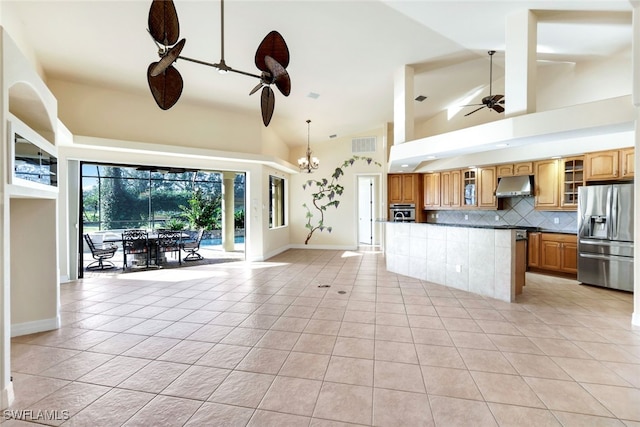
[
  {"left": 307, "top": 92, "right": 320, "bottom": 99},
  {"left": 551, "top": 156, "right": 561, "bottom": 159},
  {"left": 496, "top": 143, "right": 508, "bottom": 147},
  {"left": 415, "top": 95, "right": 427, "bottom": 102},
  {"left": 426, "top": 155, "right": 436, "bottom": 159},
  {"left": 401, "top": 164, "right": 409, "bottom": 168},
  {"left": 329, "top": 134, "right": 337, "bottom": 138}
]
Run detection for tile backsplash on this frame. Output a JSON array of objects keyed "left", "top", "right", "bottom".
[{"left": 425, "top": 196, "right": 577, "bottom": 232}]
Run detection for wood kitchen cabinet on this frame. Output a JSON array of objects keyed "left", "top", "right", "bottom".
[
  {"left": 530, "top": 233, "right": 577, "bottom": 275},
  {"left": 559, "top": 157, "right": 584, "bottom": 210},
  {"left": 497, "top": 162, "right": 533, "bottom": 177},
  {"left": 585, "top": 150, "right": 620, "bottom": 181},
  {"left": 388, "top": 173, "right": 420, "bottom": 204},
  {"left": 621, "top": 147, "right": 635, "bottom": 179},
  {"left": 440, "top": 170, "right": 461, "bottom": 208},
  {"left": 477, "top": 166, "right": 498, "bottom": 208},
  {"left": 534, "top": 159, "right": 559, "bottom": 209},
  {"left": 462, "top": 169, "right": 477, "bottom": 207},
  {"left": 584, "top": 148, "right": 635, "bottom": 181},
  {"left": 540, "top": 233, "right": 577, "bottom": 274},
  {"left": 423, "top": 173, "right": 441, "bottom": 208}
]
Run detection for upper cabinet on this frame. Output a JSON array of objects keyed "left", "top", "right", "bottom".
[
  {"left": 423, "top": 173, "right": 441, "bottom": 208},
  {"left": 440, "top": 170, "right": 461, "bottom": 208},
  {"left": 584, "top": 148, "right": 634, "bottom": 181},
  {"left": 534, "top": 159, "right": 559, "bottom": 209},
  {"left": 477, "top": 166, "right": 498, "bottom": 208},
  {"left": 389, "top": 173, "right": 420, "bottom": 204},
  {"left": 620, "top": 148, "right": 635, "bottom": 179},
  {"left": 462, "top": 169, "right": 477, "bottom": 207},
  {"left": 559, "top": 157, "right": 584, "bottom": 210},
  {"left": 497, "top": 162, "right": 533, "bottom": 177}
]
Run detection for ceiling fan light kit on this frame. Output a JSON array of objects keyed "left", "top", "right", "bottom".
[
  {"left": 463, "top": 50, "right": 505, "bottom": 117},
  {"left": 146, "top": 0, "right": 291, "bottom": 126}
]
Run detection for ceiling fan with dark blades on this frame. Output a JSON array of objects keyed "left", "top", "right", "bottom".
[
  {"left": 146, "top": 0, "right": 291, "bottom": 126},
  {"left": 463, "top": 50, "right": 505, "bottom": 117}
]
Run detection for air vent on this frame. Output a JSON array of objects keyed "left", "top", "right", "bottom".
[{"left": 352, "top": 137, "right": 376, "bottom": 153}]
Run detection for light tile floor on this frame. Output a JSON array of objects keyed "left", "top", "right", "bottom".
[{"left": 5, "top": 249, "right": 640, "bottom": 426}]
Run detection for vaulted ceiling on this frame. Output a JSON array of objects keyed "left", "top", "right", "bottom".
[{"left": 4, "top": 1, "right": 633, "bottom": 148}]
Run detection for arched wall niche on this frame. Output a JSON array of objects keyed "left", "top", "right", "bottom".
[{"left": 8, "top": 81, "right": 55, "bottom": 144}]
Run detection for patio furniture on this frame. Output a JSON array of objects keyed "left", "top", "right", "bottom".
[
  {"left": 156, "top": 230, "right": 182, "bottom": 266},
  {"left": 181, "top": 229, "right": 204, "bottom": 261},
  {"left": 84, "top": 233, "right": 118, "bottom": 270},
  {"left": 122, "top": 229, "right": 150, "bottom": 269}
]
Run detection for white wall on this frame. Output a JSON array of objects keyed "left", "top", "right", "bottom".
[
  {"left": 288, "top": 128, "right": 387, "bottom": 248},
  {"left": 416, "top": 52, "right": 631, "bottom": 140}
]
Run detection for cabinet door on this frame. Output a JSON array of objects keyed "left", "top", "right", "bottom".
[
  {"left": 449, "top": 169, "right": 461, "bottom": 207},
  {"left": 540, "top": 239, "right": 562, "bottom": 271},
  {"left": 462, "top": 169, "right": 477, "bottom": 207},
  {"left": 528, "top": 232, "right": 540, "bottom": 268},
  {"left": 477, "top": 167, "right": 497, "bottom": 208},
  {"left": 423, "top": 173, "right": 440, "bottom": 208},
  {"left": 534, "top": 160, "right": 559, "bottom": 209},
  {"left": 514, "top": 162, "right": 534, "bottom": 176},
  {"left": 388, "top": 174, "right": 403, "bottom": 204},
  {"left": 559, "top": 157, "right": 584, "bottom": 210},
  {"left": 560, "top": 242, "right": 577, "bottom": 273},
  {"left": 585, "top": 150, "right": 619, "bottom": 181},
  {"left": 440, "top": 171, "right": 452, "bottom": 207},
  {"left": 401, "top": 174, "right": 416, "bottom": 204},
  {"left": 621, "top": 148, "right": 635, "bottom": 179},
  {"left": 497, "top": 164, "right": 513, "bottom": 177}
]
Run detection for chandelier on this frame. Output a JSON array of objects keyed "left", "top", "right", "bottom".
[{"left": 298, "top": 120, "right": 319, "bottom": 173}]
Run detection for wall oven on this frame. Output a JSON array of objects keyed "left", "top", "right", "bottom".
[{"left": 390, "top": 204, "right": 415, "bottom": 222}]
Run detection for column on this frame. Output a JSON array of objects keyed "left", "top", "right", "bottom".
[
  {"left": 632, "top": 1, "right": 640, "bottom": 326},
  {"left": 393, "top": 65, "right": 414, "bottom": 145},
  {"left": 504, "top": 9, "right": 537, "bottom": 116},
  {"left": 222, "top": 172, "right": 236, "bottom": 252}
]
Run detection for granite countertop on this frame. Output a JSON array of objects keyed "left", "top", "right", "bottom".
[{"left": 384, "top": 221, "right": 578, "bottom": 235}]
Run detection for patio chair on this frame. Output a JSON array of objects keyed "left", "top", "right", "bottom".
[
  {"left": 84, "top": 233, "right": 118, "bottom": 270},
  {"left": 122, "top": 229, "right": 150, "bottom": 269},
  {"left": 181, "top": 229, "right": 204, "bottom": 261},
  {"left": 156, "top": 230, "right": 182, "bottom": 266}
]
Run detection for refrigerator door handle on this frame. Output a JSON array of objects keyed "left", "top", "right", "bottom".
[
  {"left": 605, "top": 186, "right": 613, "bottom": 239},
  {"left": 611, "top": 186, "right": 618, "bottom": 240},
  {"left": 580, "top": 252, "right": 634, "bottom": 262}
]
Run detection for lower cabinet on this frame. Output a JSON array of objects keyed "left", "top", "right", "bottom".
[{"left": 528, "top": 232, "right": 577, "bottom": 275}]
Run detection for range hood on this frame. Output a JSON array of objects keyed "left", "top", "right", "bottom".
[{"left": 495, "top": 175, "right": 533, "bottom": 197}]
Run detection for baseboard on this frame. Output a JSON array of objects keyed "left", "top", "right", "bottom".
[
  {"left": 633, "top": 312, "right": 640, "bottom": 327},
  {"left": 288, "top": 244, "right": 358, "bottom": 250},
  {"left": 1, "top": 382, "right": 14, "bottom": 410},
  {"left": 246, "top": 245, "right": 292, "bottom": 262},
  {"left": 11, "top": 316, "right": 60, "bottom": 337}
]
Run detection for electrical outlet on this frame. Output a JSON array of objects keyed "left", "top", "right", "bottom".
[
  {"left": 464, "top": 214, "right": 468, "bottom": 220},
  {"left": 431, "top": 214, "right": 435, "bottom": 219},
  {"left": 554, "top": 217, "right": 559, "bottom": 224},
  {"left": 455, "top": 264, "right": 461, "bottom": 273},
  {"left": 495, "top": 215, "right": 499, "bottom": 221},
  {"left": 435, "top": 213, "right": 439, "bottom": 218}
]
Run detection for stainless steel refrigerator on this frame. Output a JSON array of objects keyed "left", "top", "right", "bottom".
[{"left": 577, "top": 183, "right": 634, "bottom": 292}]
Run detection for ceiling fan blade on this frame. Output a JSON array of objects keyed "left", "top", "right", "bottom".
[
  {"left": 148, "top": 0, "right": 180, "bottom": 46},
  {"left": 249, "top": 81, "right": 263, "bottom": 96},
  {"left": 464, "top": 106, "right": 485, "bottom": 117},
  {"left": 492, "top": 104, "right": 505, "bottom": 113},
  {"left": 255, "top": 31, "right": 290, "bottom": 71},
  {"left": 264, "top": 55, "right": 291, "bottom": 96},
  {"left": 261, "top": 86, "right": 275, "bottom": 126},
  {"left": 491, "top": 94, "right": 504, "bottom": 103},
  {"left": 147, "top": 62, "right": 183, "bottom": 110},
  {"left": 461, "top": 103, "right": 484, "bottom": 107},
  {"left": 150, "top": 38, "right": 186, "bottom": 77}
]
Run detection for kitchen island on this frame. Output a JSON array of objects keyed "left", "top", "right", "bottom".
[{"left": 385, "top": 222, "right": 523, "bottom": 302}]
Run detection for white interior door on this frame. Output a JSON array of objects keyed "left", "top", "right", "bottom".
[{"left": 358, "top": 176, "right": 377, "bottom": 245}]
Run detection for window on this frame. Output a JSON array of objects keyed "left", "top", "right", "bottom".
[{"left": 269, "top": 175, "right": 286, "bottom": 228}]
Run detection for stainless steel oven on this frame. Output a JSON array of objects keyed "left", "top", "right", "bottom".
[{"left": 390, "top": 203, "right": 415, "bottom": 222}]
